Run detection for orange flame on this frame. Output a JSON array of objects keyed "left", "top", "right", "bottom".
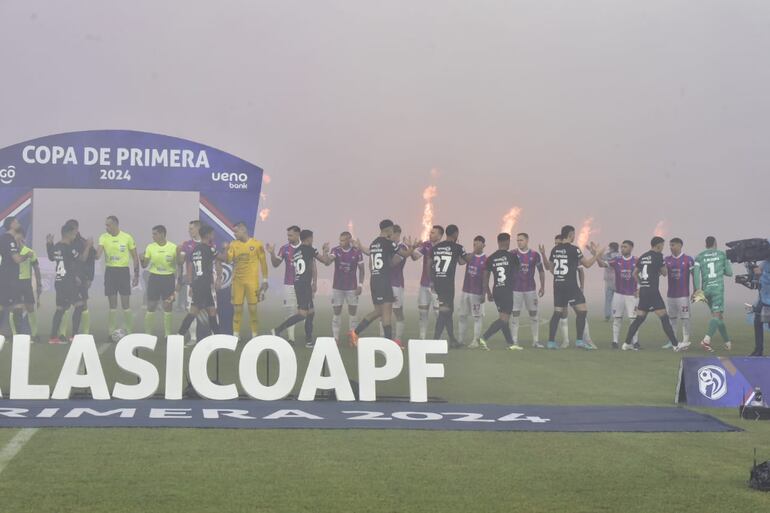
[
  {"left": 577, "top": 217, "right": 597, "bottom": 248},
  {"left": 654, "top": 220, "right": 667, "bottom": 237},
  {"left": 430, "top": 168, "right": 440, "bottom": 179},
  {"left": 262, "top": 173, "right": 271, "bottom": 185},
  {"left": 259, "top": 208, "right": 270, "bottom": 222},
  {"left": 347, "top": 219, "right": 355, "bottom": 237},
  {"left": 420, "top": 185, "right": 438, "bottom": 240},
  {"left": 500, "top": 207, "right": 522, "bottom": 235}
]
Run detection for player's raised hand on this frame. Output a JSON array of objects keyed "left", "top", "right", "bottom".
[
  {"left": 46, "top": 233, "right": 54, "bottom": 245},
  {"left": 85, "top": 237, "right": 94, "bottom": 248},
  {"left": 538, "top": 244, "right": 546, "bottom": 254},
  {"left": 322, "top": 242, "right": 330, "bottom": 253},
  {"left": 266, "top": 243, "right": 275, "bottom": 254}
]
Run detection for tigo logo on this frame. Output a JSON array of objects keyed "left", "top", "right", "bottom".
[{"left": 0, "top": 165, "right": 16, "bottom": 184}]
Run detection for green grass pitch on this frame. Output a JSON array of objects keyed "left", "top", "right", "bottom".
[{"left": 1, "top": 300, "right": 769, "bottom": 513}]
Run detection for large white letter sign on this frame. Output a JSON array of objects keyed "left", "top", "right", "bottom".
[
  {"left": 164, "top": 335, "right": 185, "bottom": 400},
  {"left": 298, "top": 337, "right": 354, "bottom": 401},
  {"left": 408, "top": 339, "right": 447, "bottom": 402},
  {"left": 357, "top": 337, "right": 404, "bottom": 401},
  {"left": 188, "top": 335, "right": 238, "bottom": 400},
  {"left": 10, "top": 335, "right": 50, "bottom": 399},
  {"left": 52, "top": 335, "right": 110, "bottom": 400},
  {"left": 239, "top": 335, "right": 297, "bottom": 401},
  {"left": 112, "top": 334, "right": 160, "bottom": 400}
]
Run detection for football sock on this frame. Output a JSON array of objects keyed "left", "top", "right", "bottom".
[
  {"left": 233, "top": 307, "right": 243, "bottom": 336},
  {"left": 559, "top": 318, "right": 569, "bottom": 343},
  {"left": 349, "top": 313, "right": 359, "bottom": 333},
  {"left": 530, "top": 314, "right": 539, "bottom": 343},
  {"left": 108, "top": 309, "right": 118, "bottom": 334},
  {"left": 304, "top": 313, "right": 315, "bottom": 343},
  {"left": 72, "top": 305, "right": 85, "bottom": 335},
  {"left": 51, "top": 309, "right": 65, "bottom": 339},
  {"left": 29, "top": 310, "right": 38, "bottom": 338},
  {"left": 502, "top": 323, "right": 514, "bottom": 345},
  {"left": 395, "top": 319, "right": 405, "bottom": 340},
  {"left": 144, "top": 311, "right": 156, "bottom": 335},
  {"left": 80, "top": 310, "right": 90, "bottom": 334},
  {"left": 458, "top": 315, "right": 468, "bottom": 342},
  {"left": 332, "top": 314, "right": 342, "bottom": 340},
  {"left": 707, "top": 318, "right": 719, "bottom": 337},
  {"left": 575, "top": 311, "right": 587, "bottom": 343},
  {"left": 207, "top": 313, "right": 219, "bottom": 335},
  {"left": 355, "top": 317, "right": 372, "bottom": 335},
  {"left": 178, "top": 314, "right": 195, "bottom": 336},
  {"left": 625, "top": 316, "right": 645, "bottom": 344},
  {"left": 482, "top": 319, "right": 504, "bottom": 341},
  {"left": 123, "top": 309, "right": 134, "bottom": 334},
  {"left": 717, "top": 319, "right": 730, "bottom": 342},
  {"left": 419, "top": 309, "right": 429, "bottom": 339},
  {"left": 548, "top": 312, "right": 561, "bottom": 342},
  {"left": 510, "top": 315, "right": 521, "bottom": 343},
  {"left": 383, "top": 324, "right": 393, "bottom": 340},
  {"left": 660, "top": 314, "right": 678, "bottom": 346},
  {"left": 612, "top": 317, "right": 622, "bottom": 343},
  {"left": 163, "top": 312, "right": 173, "bottom": 337},
  {"left": 248, "top": 304, "right": 259, "bottom": 336},
  {"left": 275, "top": 314, "right": 305, "bottom": 335}
]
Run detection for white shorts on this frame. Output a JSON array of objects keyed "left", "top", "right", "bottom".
[
  {"left": 513, "top": 290, "right": 539, "bottom": 313},
  {"left": 331, "top": 288, "right": 359, "bottom": 308},
  {"left": 458, "top": 292, "right": 485, "bottom": 318},
  {"left": 392, "top": 286, "right": 405, "bottom": 309},
  {"left": 612, "top": 292, "right": 638, "bottom": 319},
  {"left": 666, "top": 296, "right": 691, "bottom": 319},
  {"left": 418, "top": 286, "right": 438, "bottom": 309},
  {"left": 283, "top": 284, "right": 297, "bottom": 309}
]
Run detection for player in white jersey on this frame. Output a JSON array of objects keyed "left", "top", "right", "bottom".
[
  {"left": 268, "top": 225, "right": 302, "bottom": 344},
  {"left": 411, "top": 225, "right": 443, "bottom": 338}
]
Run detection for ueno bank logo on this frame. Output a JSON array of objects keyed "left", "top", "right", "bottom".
[
  {"left": 0, "top": 165, "right": 16, "bottom": 184},
  {"left": 697, "top": 365, "right": 727, "bottom": 400},
  {"left": 211, "top": 171, "right": 248, "bottom": 189}
]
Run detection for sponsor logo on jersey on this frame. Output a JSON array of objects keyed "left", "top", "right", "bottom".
[
  {"left": 0, "top": 165, "right": 16, "bottom": 184},
  {"left": 211, "top": 171, "right": 249, "bottom": 189},
  {"left": 697, "top": 365, "right": 727, "bottom": 400}
]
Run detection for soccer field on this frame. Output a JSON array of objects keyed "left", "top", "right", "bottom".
[{"left": 1, "top": 304, "right": 769, "bottom": 513}]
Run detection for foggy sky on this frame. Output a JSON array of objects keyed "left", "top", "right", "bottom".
[{"left": 1, "top": 0, "right": 768, "bottom": 302}]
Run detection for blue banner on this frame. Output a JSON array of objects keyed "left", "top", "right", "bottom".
[{"left": 677, "top": 357, "right": 770, "bottom": 407}]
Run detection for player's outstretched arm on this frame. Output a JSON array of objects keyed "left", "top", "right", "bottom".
[
  {"left": 538, "top": 263, "right": 546, "bottom": 297},
  {"left": 45, "top": 234, "right": 55, "bottom": 260},
  {"left": 33, "top": 259, "right": 42, "bottom": 301},
  {"left": 130, "top": 247, "right": 141, "bottom": 287},
  {"left": 580, "top": 242, "right": 604, "bottom": 268},
  {"left": 357, "top": 262, "right": 365, "bottom": 295},
  {"left": 266, "top": 243, "right": 282, "bottom": 267},
  {"left": 538, "top": 244, "right": 554, "bottom": 273},
  {"left": 79, "top": 238, "right": 93, "bottom": 262},
  {"left": 317, "top": 243, "right": 334, "bottom": 265},
  {"left": 483, "top": 269, "right": 493, "bottom": 302},
  {"left": 140, "top": 248, "right": 150, "bottom": 269},
  {"left": 723, "top": 253, "right": 734, "bottom": 277}
]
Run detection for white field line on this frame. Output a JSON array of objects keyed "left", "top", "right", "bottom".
[{"left": 0, "top": 342, "right": 112, "bottom": 476}]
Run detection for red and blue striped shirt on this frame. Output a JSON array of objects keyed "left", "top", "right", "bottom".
[
  {"left": 608, "top": 256, "right": 637, "bottom": 295},
  {"left": 665, "top": 253, "right": 694, "bottom": 298}
]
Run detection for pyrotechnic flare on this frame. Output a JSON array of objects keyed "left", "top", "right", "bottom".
[
  {"left": 654, "top": 220, "right": 667, "bottom": 237},
  {"left": 577, "top": 217, "right": 598, "bottom": 248},
  {"left": 501, "top": 207, "right": 522, "bottom": 235},
  {"left": 420, "top": 185, "right": 438, "bottom": 240}
]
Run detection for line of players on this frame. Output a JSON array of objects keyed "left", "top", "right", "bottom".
[{"left": 0, "top": 214, "right": 735, "bottom": 353}]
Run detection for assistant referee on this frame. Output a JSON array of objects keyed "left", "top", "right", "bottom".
[{"left": 96, "top": 215, "right": 140, "bottom": 336}]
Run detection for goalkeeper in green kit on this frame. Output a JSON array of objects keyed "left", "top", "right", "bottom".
[{"left": 692, "top": 236, "right": 733, "bottom": 352}]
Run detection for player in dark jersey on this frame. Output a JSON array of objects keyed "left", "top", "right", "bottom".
[
  {"left": 350, "top": 219, "right": 415, "bottom": 347},
  {"left": 623, "top": 237, "right": 687, "bottom": 351},
  {"left": 0, "top": 216, "right": 31, "bottom": 338},
  {"left": 478, "top": 233, "right": 520, "bottom": 350},
  {"left": 67, "top": 219, "right": 97, "bottom": 336},
  {"left": 272, "top": 229, "right": 332, "bottom": 347},
  {"left": 178, "top": 225, "right": 221, "bottom": 338},
  {"left": 539, "top": 225, "right": 603, "bottom": 350},
  {"left": 430, "top": 224, "right": 472, "bottom": 348},
  {"left": 46, "top": 224, "right": 87, "bottom": 344}
]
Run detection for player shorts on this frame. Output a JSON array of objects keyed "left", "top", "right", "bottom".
[
  {"left": 105, "top": 267, "right": 131, "bottom": 296},
  {"left": 553, "top": 284, "right": 585, "bottom": 308},
  {"left": 704, "top": 288, "right": 725, "bottom": 313},
  {"left": 19, "top": 279, "right": 35, "bottom": 305},
  {"left": 55, "top": 280, "right": 77, "bottom": 308},
  {"left": 458, "top": 291, "right": 485, "bottom": 318},
  {"left": 147, "top": 274, "right": 176, "bottom": 302},
  {"left": 331, "top": 288, "right": 359, "bottom": 308},
  {"left": 283, "top": 284, "right": 298, "bottom": 309},
  {"left": 612, "top": 292, "right": 638, "bottom": 319},
  {"left": 513, "top": 290, "right": 539, "bottom": 313},
  {"left": 232, "top": 279, "right": 259, "bottom": 306},
  {"left": 191, "top": 281, "right": 215, "bottom": 309},
  {"left": 638, "top": 289, "right": 666, "bottom": 313},
  {"left": 418, "top": 285, "right": 438, "bottom": 309},
  {"left": 77, "top": 280, "right": 90, "bottom": 302},
  {"left": 493, "top": 288, "right": 514, "bottom": 314},
  {"left": 371, "top": 279, "right": 394, "bottom": 305},
  {"left": 666, "top": 296, "right": 691, "bottom": 319},
  {"left": 0, "top": 276, "right": 23, "bottom": 306},
  {"left": 391, "top": 286, "right": 405, "bottom": 309},
  {"left": 434, "top": 283, "right": 455, "bottom": 310},
  {"left": 294, "top": 282, "right": 314, "bottom": 311}
]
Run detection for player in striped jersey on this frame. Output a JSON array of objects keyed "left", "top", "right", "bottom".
[
  {"left": 389, "top": 225, "right": 409, "bottom": 344},
  {"left": 411, "top": 225, "right": 443, "bottom": 339},
  {"left": 598, "top": 240, "right": 639, "bottom": 349},
  {"left": 267, "top": 225, "right": 302, "bottom": 345},
  {"left": 458, "top": 235, "right": 487, "bottom": 348},
  {"left": 511, "top": 233, "right": 545, "bottom": 348},
  {"left": 664, "top": 237, "right": 695, "bottom": 349}
]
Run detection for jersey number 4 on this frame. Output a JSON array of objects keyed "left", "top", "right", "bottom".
[{"left": 55, "top": 260, "right": 66, "bottom": 278}]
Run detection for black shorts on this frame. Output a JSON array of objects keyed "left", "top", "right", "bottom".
[
  {"left": 147, "top": 274, "right": 176, "bottom": 302},
  {"left": 434, "top": 283, "right": 455, "bottom": 310},
  {"left": 105, "top": 267, "right": 131, "bottom": 297},
  {"left": 371, "top": 279, "right": 394, "bottom": 305},
  {"left": 554, "top": 284, "right": 586, "bottom": 308},
  {"left": 638, "top": 289, "right": 666, "bottom": 312},
  {"left": 0, "top": 277, "right": 23, "bottom": 306},
  {"left": 191, "top": 281, "right": 215, "bottom": 309},
  {"left": 19, "top": 280, "right": 35, "bottom": 305},
  {"left": 493, "top": 288, "right": 514, "bottom": 314},
  {"left": 295, "top": 282, "right": 314, "bottom": 311},
  {"left": 77, "top": 280, "right": 90, "bottom": 302},
  {"left": 55, "top": 280, "right": 77, "bottom": 308}
]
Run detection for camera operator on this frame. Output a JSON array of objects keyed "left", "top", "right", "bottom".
[{"left": 751, "top": 253, "right": 770, "bottom": 356}]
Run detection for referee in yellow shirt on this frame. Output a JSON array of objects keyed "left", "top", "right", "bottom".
[
  {"left": 96, "top": 215, "right": 140, "bottom": 336},
  {"left": 141, "top": 225, "right": 182, "bottom": 337},
  {"left": 223, "top": 222, "right": 268, "bottom": 340}
]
